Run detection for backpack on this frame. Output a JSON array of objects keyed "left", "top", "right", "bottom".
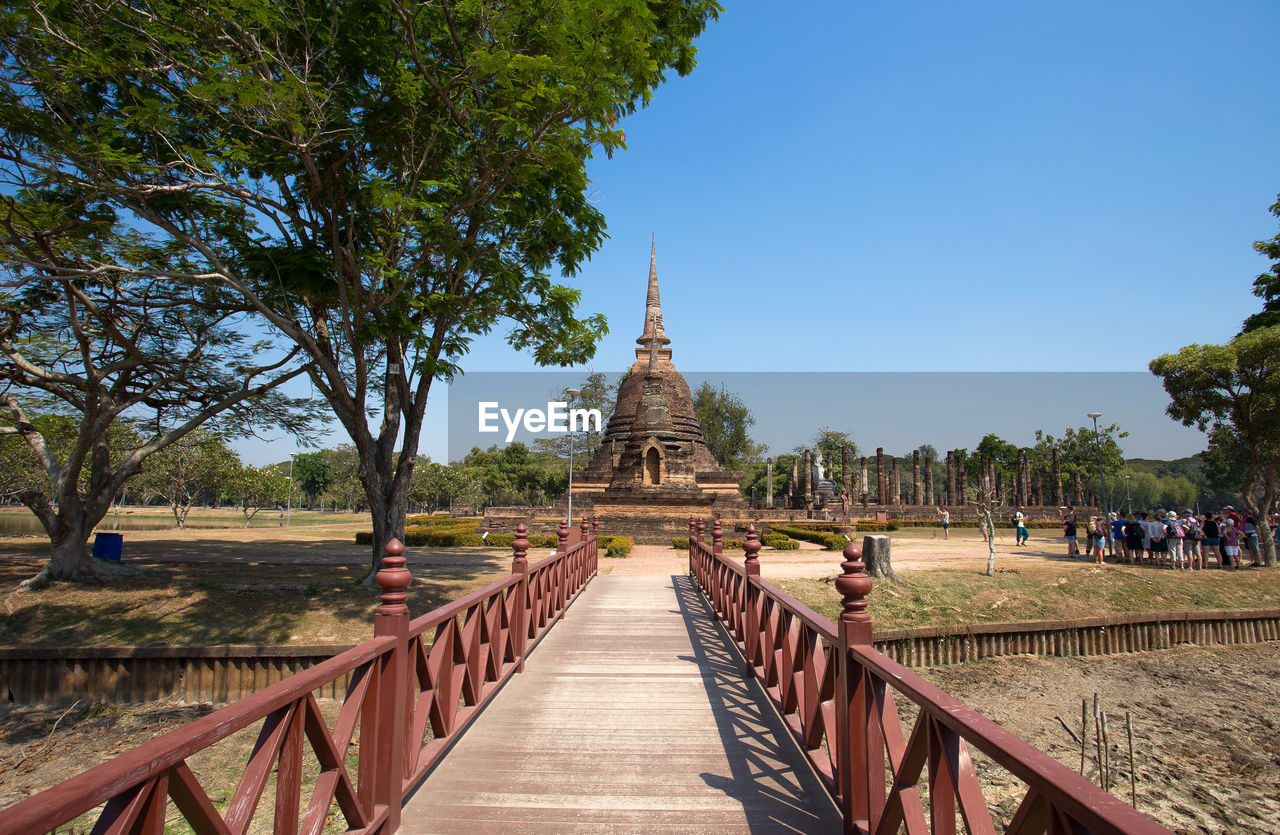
[
  {"left": 1185, "top": 520, "right": 1202, "bottom": 540},
  {"left": 1165, "top": 520, "right": 1184, "bottom": 538}
]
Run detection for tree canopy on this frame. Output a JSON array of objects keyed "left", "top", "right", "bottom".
[
  {"left": 1150, "top": 325, "right": 1280, "bottom": 565},
  {"left": 692, "top": 381, "right": 766, "bottom": 473},
  {"left": 1, "top": 0, "right": 722, "bottom": 575}
]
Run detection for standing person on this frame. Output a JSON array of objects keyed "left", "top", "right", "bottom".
[
  {"left": 1244, "top": 516, "right": 1261, "bottom": 566},
  {"left": 1091, "top": 516, "right": 1107, "bottom": 564},
  {"left": 1147, "top": 510, "right": 1168, "bottom": 568},
  {"left": 1015, "top": 508, "right": 1029, "bottom": 546},
  {"left": 1123, "top": 514, "right": 1145, "bottom": 565},
  {"left": 935, "top": 506, "right": 950, "bottom": 540},
  {"left": 1109, "top": 512, "right": 1126, "bottom": 561},
  {"left": 1137, "top": 512, "right": 1152, "bottom": 564},
  {"left": 1063, "top": 513, "right": 1079, "bottom": 557},
  {"left": 1164, "top": 511, "right": 1186, "bottom": 571},
  {"left": 1224, "top": 506, "right": 1245, "bottom": 532},
  {"left": 1221, "top": 518, "right": 1243, "bottom": 569},
  {"left": 1201, "top": 514, "right": 1221, "bottom": 567},
  {"left": 1181, "top": 509, "right": 1202, "bottom": 570}
]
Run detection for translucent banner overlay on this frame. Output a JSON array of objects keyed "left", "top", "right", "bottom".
[{"left": 443, "top": 372, "right": 1203, "bottom": 464}]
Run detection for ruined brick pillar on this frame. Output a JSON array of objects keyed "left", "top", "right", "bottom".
[
  {"left": 1072, "top": 471, "right": 1083, "bottom": 506},
  {"left": 924, "top": 455, "right": 935, "bottom": 505},
  {"left": 1017, "top": 449, "right": 1030, "bottom": 507},
  {"left": 791, "top": 457, "right": 800, "bottom": 509},
  {"left": 859, "top": 457, "right": 868, "bottom": 506},
  {"left": 876, "top": 448, "right": 885, "bottom": 505},
  {"left": 766, "top": 458, "right": 774, "bottom": 509},
  {"left": 944, "top": 451, "right": 953, "bottom": 506},
  {"left": 803, "top": 449, "right": 813, "bottom": 505},
  {"left": 1052, "top": 448, "right": 1063, "bottom": 506},
  {"left": 891, "top": 457, "right": 901, "bottom": 505},
  {"left": 842, "top": 446, "right": 852, "bottom": 503},
  {"left": 1032, "top": 469, "right": 1043, "bottom": 506},
  {"left": 912, "top": 450, "right": 921, "bottom": 505},
  {"left": 955, "top": 450, "right": 967, "bottom": 506}
]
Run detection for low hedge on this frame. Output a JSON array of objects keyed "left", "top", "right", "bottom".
[
  {"left": 671, "top": 537, "right": 745, "bottom": 551},
  {"left": 357, "top": 526, "right": 629, "bottom": 556},
  {"left": 769, "top": 524, "right": 853, "bottom": 550},
  {"left": 762, "top": 534, "right": 799, "bottom": 550}
]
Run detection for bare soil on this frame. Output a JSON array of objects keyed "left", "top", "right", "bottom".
[{"left": 920, "top": 643, "right": 1280, "bottom": 834}]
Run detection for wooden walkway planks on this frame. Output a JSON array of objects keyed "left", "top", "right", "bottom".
[{"left": 400, "top": 573, "right": 841, "bottom": 834}]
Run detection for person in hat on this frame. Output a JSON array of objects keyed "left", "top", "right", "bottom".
[
  {"left": 1163, "top": 511, "right": 1186, "bottom": 571},
  {"left": 1201, "top": 513, "right": 1221, "bottom": 567},
  {"left": 1180, "top": 509, "right": 1202, "bottom": 570},
  {"left": 1221, "top": 517, "right": 1242, "bottom": 569}
]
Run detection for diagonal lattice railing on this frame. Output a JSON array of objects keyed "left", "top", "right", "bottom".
[
  {"left": 688, "top": 517, "right": 1170, "bottom": 835},
  {"left": 1, "top": 518, "right": 599, "bottom": 834}
]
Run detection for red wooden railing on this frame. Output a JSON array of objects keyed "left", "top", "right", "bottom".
[
  {"left": 0, "top": 519, "right": 598, "bottom": 835},
  {"left": 688, "top": 518, "right": 1170, "bottom": 835}
]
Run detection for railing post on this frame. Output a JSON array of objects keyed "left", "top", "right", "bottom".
[
  {"left": 696, "top": 519, "right": 705, "bottom": 545},
  {"left": 580, "top": 517, "right": 591, "bottom": 585},
  {"left": 373, "top": 538, "right": 411, "bottom": 830},
  {"left": 557, "top": 519, "right": 568, "bottom": 557},
  {"left": 688, "top": 517, "right": 697, "bottom": 574},
  {"left": 835, "top": 539, "right": 874, "bottom": 834},
  {"left": 712, "top": 519, "right": 723, "bottom": 558},
  {"left": 591, "top": 516, "right": 600, "bottom": 574},
  {"left": 743, "top": 524, "right": 762, "bottom": 678},
  {"left": 511, "top": 524, "right": 529, "bottom": 673}
]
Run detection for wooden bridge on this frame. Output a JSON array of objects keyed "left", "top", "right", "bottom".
[{"left": 1, "top": 520, "right": 1169, "bottom": 834}]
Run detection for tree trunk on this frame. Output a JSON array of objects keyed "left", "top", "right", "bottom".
[
  {"left": 22, "top": 493, "right": 120, "bottom": 588},
  {"left": 861, "top": 534, "right": 902, "bottom": 583},
  {"left": 981, "top": 507, "right": 997, "bottom": 576}
]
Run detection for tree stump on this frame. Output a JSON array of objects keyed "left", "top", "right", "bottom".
[{"left": 862, "top": 534, "right": 903, "bottom": 583}]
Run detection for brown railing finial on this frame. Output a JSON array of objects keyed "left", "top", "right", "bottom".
[
  {"left": 696, "top": 519, "right": 705, "bottom": 544},
  {"left": 743, "top": 523, "right": 761, "bottom": 576},
  {"left": 580, "top": 517, "right": 590, "bottom": 539},
  {"left": 835, "top": 539, "right": 872, "bottom": 642},
  {"left": 689, "top": 517, "right": 696, "bottom": 541},
  {"left": 712, "top": 519, "right": 723, "bottom": 556},
  {"left": 557, "top": 519, "right": 569, "bottom": 554},
  {"left": 376, "top": 538, "right": 410, "bottom": 616},
  {"left": 591, "top": 515, "right": 599, "bottom": 537},
  {"left": 512, "top": 523, "right": 529, "bottom": 572}
]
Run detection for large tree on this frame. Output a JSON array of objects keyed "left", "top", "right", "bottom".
[
  {"left": 0, "top": 0, "right": 720, "bottom": 575},
  {"left": 139, "top": 428, "right": 239, "bottom": 527},
  {"left": 692, "top": 381, "right": 766, "bottom": 473},
  {"left": 1151, "top": 326, "right": 1280, "bottom": 566},
  {"left": 0, "top": 268, "right": 316, "bottom": 585}
]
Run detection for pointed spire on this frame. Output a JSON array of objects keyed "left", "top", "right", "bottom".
[{"left": 637, "top": 233, "right": 671, "bottom": 348}]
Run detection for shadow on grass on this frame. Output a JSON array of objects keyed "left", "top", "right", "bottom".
[{"left": 0, "top": 545, "right": 513, "bottom": 647}]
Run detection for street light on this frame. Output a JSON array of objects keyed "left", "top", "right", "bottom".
[
  {"left": 1087, "top": 412, "right": 1112, "bottom": 557},
  {"left": 1125, "top": 474, "right": 1132, "bottom": 515},
  {"left": 566, "top": 388, "right": 580, "bottom": 527}
]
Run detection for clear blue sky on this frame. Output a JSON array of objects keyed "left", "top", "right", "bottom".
[{"left": 241, "top": 0, "right": 1280, "bottom": 465}]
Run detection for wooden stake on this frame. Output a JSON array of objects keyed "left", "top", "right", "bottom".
[
  {"left": 1126, "top": 711, "right": 1137, "bottom": 809},
  {"left": 1093, "top": 693, "right": 1104, "bottom": 787},
  {"left": 1080, "top": 698, "right": 1087, "bottom": 774}
]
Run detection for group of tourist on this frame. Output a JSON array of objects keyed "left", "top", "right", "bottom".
[{"left": 1058, "top": 505, "right": 1277, "bottom": 570}]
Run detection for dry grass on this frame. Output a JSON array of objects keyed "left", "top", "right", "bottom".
[{"left": 774, "top": 561, "right": 1280, "bottom": 631}]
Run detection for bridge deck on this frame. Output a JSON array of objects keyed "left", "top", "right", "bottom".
[{"left": 401, "top": 573, "right": 841, "bottom": 833}]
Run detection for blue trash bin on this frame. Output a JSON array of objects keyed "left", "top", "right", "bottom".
[{"left": 93, "top": 532, "right": 124, "bottom": 562}]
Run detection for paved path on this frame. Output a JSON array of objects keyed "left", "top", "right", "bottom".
[{"left": 400, "top": 573, "right": 841, "bottom": 833}]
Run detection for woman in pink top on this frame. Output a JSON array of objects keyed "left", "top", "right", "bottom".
[{"left": 1221, "top": 518, "right": 1243, "bottom": 570}]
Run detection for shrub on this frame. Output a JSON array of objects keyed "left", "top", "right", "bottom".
[
  {"left": 762, "top": 534, "right": 799, "bottom": 550},
  {"left": 770, "top": 523, "right": 851, "bottom": 550},
  {"left": 600, "top": 536, "right": 634, "bottom": 557}
]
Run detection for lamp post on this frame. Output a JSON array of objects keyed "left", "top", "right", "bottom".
[
  {"left": 1125, "top": 474, "right": 1132, "bottom": 515},
  {"left": 1087, "top": 412, "right": 1112, "bottom": 557},
  {"left": 566, "top": 388, "right": 580, "bottom": 526},
  {"left": 286, "top": 454, "right": 294, "bottom": 527}
]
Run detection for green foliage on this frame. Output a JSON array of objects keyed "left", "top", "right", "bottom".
[
  {"left": 0, "top": 0, "right": 723, "bottom": 571},
  {"left": 291, "top": 453, "right": 332, "bottom": 508},
  {"left": 692, "top": 382, "right": 767, "bottom": 472},
  {"left": 1242, "top": 194, "right": 1280, "bottom": 334},
  {"left": 769, "top": 524, "right": 851, "bottom": 550},
  {"left": 1150, "top": 327, "right": 1280, "bottom": 564},
  {"left": 138, "top": 430, "right": 240, "bottom": 526},
  {"left": 532, "top": 371, "right": 619, "bottom": 465}
]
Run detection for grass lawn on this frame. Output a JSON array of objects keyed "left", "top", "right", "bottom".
[{"left": 774, "top": 562, "right": 1280, "bottom": 632}]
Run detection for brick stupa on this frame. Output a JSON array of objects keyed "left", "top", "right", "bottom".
[{"left": 571, "top": 242, "right": 747, "bottom": 541}]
